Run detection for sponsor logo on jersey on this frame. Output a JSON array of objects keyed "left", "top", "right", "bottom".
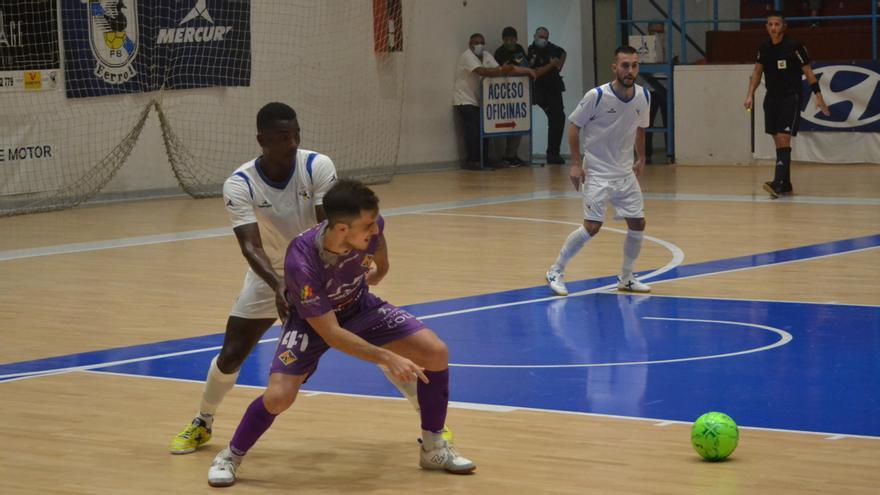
[
  {"left": 361, "top": 254, "right": 374, "bottom": 268},
  {"left": 298, "top": 189, "right": 311, "bottom": 200},
  {"left": 278, "top": 350, "right": 297, "bottom": 366},
  {"left": 300, "top": 285, "right": 314, "bottom": 302},
  {"left": 157, "top": 0, "right": 233, "bottom": 45},
  {"left": 777, "top": 59, "right": 787, "bottom": 70},
  {"left": 258, "top": 200, "right": 272, "bottom": 208},
  {"left": 87, "top": 0, "right": 139, "bottom": 85},
  {"left": 606, "top": 108, "right": 616, "bottom": 113}
]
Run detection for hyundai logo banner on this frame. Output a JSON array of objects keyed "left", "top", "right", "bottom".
[
  {"left": 800, "top": 62, "right": 880, "bottom": 132},
  {"left": 63, "top": 0, "right": 250, "bottom": 98}
]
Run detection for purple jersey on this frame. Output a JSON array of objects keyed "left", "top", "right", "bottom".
[
  {"left": 284, "top": 216, "right": 385, "bottom": 321},
  {"left": 272, "top": 215, "right": 424, "bottom": 378}
]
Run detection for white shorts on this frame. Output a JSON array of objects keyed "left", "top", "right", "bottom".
[
  {"left": 582, "top": 174, "right": 645, "bottom": 222},
  {"left": 229, "top": 268, "right": 280, "bottom": 320}
]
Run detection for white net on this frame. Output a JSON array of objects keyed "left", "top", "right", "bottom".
[{"left": 0, "top": 0, "right": 409, "bottom": 215}]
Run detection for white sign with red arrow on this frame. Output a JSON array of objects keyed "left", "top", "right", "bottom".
[{"left": 481, "top": 75, "right": 531, "bottom": 135}]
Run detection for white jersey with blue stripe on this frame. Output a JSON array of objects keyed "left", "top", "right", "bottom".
[
  {"left": 568, "top": 82, "right": 650, "bottom": 179},
  {"left": 223, "top": 148, "right": 337, "bottom": 267}
]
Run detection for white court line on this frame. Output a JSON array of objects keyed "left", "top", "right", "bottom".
[
  {"left": 635, "top": 245, "right": 880, "bottom": 291},
  {"left": 0, "top": 212, "right": 686, "bottom": 382},
  {"left": 3, "top": 189, "right": 877, "bottom": 262},
  {"left": 0, "top": 191, "right": 575, "bottom": 262},
  {"left": 0, "top": 337, "right": 272, "bottom": 382},
  {"left": 627, "top": 292, "right": 880, "bottom": 309},
  {"left": 71, "top": 369, "right": 880, "bottom": 441},
  {"left": 414, "top": 212, "right": 685, "bottom": 320},
  {"left": 447, "top": 317, "right": 792, "bottom": 369}
]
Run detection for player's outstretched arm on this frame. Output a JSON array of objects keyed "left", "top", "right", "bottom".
[
  {"left": 366, "top": 234, "right": 389, "bottom": 286},
  {"left": 306, "top": 312, "right": 428, "bottom": 383},
  {"left": 233, "top": 223, "right": 287, "bottom": 319},
  {"left": 567, "top": 123, "right": 585, "bottom": 190},
  {"left": 744, "top": 63, "right": 763, "bottom": 111},
  {"left": 801, "top": 65, "right": 831, "bottom": 116},
  {"left": 634, "top": 127, "right": 646, "bottom": 177}
]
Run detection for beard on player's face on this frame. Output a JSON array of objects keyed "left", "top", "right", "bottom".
[{"left": 616, "top": 73, "right": 635, "bottom": 87}]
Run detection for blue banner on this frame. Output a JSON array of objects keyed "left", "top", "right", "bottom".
[
  {"left": 63, "top": 0, "right": 250, "bottom": 98},
  {"left": 800, "top": 62, "right": 880, "bottom": 132}
]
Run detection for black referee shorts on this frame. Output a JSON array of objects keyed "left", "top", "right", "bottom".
[{"left": 763, "top": 93, "right": 802, "bottom": 136}]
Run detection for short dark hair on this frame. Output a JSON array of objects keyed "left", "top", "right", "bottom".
[
  {"left": 469, "top": 33, "right": 484, "bottom": 43},
  {"left": 502, "top": 26, "right": 517, "bottom": 39},
  {"left": 257, "top": 102, "right": 296, "bottom": 132},
  {"left": 616, "top": 45, "right": 638, "bottom": 57},
  {"left": 767, "top": 10, "right": 785, "bottom": 21},
  {"left": 323, "top": 179, "right": 379, "bottom": 226}
]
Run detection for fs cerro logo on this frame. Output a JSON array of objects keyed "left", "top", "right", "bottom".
[
  {"left": 157, "top": 0, "right": 234, "bottom": 44},
  {"left": 86, "top": 0, "right": 139, "bottom": 85},
  {"left": 802, "top": 65, "right": 880, "bottom": 129}
]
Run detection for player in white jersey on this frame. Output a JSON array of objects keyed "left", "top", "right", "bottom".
[
  {"left": 545, "top": 46, "right": 652, "bottom": 296},
  {"left": 170, "top": 103, "right": 444, "bottom": 454}
]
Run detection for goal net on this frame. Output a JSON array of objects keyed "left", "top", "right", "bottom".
[{"left": 0, "top": 0, "right": 409, "bottom": 215}]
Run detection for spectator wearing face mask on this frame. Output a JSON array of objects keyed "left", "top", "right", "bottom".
[
  {"left": 454, "top": 32, "right": 535, "bottom": 170},
  {"left": 528, "top": 26, "right": 567, "bottom": 165},
  {"left": 493, "top": 26, "right": 530, "bottom": 167}
]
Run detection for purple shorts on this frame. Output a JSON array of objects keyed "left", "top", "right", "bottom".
[{"left": 270, "top": 293, "right": 425, "bottom": 379}]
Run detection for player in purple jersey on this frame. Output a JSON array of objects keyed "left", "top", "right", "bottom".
[
  {"left": 207, "top": 180, "right": 476, "bottom": 487},
  {"left": 170, "top": 103, "right": 449, "bottom": 455}
]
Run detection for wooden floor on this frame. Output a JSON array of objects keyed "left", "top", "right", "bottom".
[{"left": 1, "top": 163, "right": 878, "bottom": 493}]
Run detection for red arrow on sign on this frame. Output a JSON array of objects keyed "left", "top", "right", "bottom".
[{"left": 495, "top": 122, "right": 516, "bottom": 129}]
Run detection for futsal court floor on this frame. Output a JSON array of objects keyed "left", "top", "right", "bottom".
[{"left": 1, "top": 163, "right": 878, "bottom": 493}]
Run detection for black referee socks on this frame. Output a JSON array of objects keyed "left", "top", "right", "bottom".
[{"left": 774, "top": 147, "right": 792, "bottom": 185}]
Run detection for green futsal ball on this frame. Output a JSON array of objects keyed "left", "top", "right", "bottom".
[{"left": 691, "top": 412, "right": 739, "bottom": 461}]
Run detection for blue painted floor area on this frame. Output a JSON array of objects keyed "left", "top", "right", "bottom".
[{"left": 1, "top": 235, "right": 878, "bottom": 438}]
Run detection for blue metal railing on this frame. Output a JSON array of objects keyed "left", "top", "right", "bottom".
[{"left": 615, "top": 0, "right": 880, "bottom": 161}]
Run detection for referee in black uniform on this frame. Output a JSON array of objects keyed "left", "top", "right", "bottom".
[{"left": 744, "top": 11, "right": 830, "bottom": 198}]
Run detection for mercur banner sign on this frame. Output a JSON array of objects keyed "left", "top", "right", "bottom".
[
  {"left": 0, "top": 0, "right": 61, "bottom": 93},
  {"left": 62, "top": 0, "right": 250, "bottom": 98},
  {"left": 153, "top": 0, "right": 251, "bottom": 90},
  {"left": 481, "top": 75, "right": 531, "bottom": 136},
  {"left": 800, "top": 62, "right": 880, "bottom": 132}
]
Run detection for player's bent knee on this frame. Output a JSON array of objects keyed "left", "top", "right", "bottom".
[
  {"left": 583, "top": 221, "right": 602, "bottom": 236},
  {"left": 627, "top": 218, "right": 646, "bottom": 231},
  {"left": 423, "top": 338, "right": 449, "bottom": 370},
  {"left": 263, "top": 379, "right": 300, "bottom": 414},
  {"left": 217, "top": 345, "right": 249, "bottom": 373}
]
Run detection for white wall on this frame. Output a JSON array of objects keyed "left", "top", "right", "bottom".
[
  {"left": 527, "top": 0, "right": 585, "bottom": 157},
  {"left": 674, "top": 64, "right": 753, "bottom": 165},
  {"left": 397, "top": 0, "right": 527, "bottom": 165}
]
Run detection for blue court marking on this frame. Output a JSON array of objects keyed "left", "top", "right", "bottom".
[{"left": 1, "top": 235, "right": 878, "bottom": 438}]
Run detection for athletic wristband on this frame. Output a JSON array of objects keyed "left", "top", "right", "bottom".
[{"left": 811, "top": 82, "right": 821, "bottom": 94}]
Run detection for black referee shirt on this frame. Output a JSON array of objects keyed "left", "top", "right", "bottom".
[{"left": 757, "top": 36, "right": 811, "bottom": 98}]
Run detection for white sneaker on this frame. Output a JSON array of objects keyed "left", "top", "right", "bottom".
[
  {"left": 617, "top": 274, "right": 651, "bottom": 293},
  {"left": 208, "top": 447, "right": 242, "bottom": 487},
  {"left": 546, "top": 269, "right": 568, "bottom": 296},
  {"left": 418, "top": 437, "right": 476, "bottom": 474}
]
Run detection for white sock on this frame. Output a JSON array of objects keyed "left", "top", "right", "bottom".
[
  {"left": 621, "top": 230, "right": 645, "bottom": 279},
  {"left": 421, "top": 429, "right": 445, "bottom": 448},
  {"left": 198, "top": 355, "right": 240, "bottom": 426},
  {"left": 552, "top": 226, "right": 591, "bottom": 273},
  {"left": 380, "top": 366, "right": 420, "bottom": 411}
]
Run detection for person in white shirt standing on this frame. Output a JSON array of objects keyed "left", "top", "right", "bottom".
[
  {"left": 545, "top": 46, "right": 652, "bottom": 296},
  {"left": 453, "top": 33, "right": 534, "bottom": 169}
]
